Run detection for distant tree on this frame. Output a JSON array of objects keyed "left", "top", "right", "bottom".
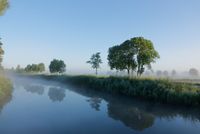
[
  {"left": 87, "top": 52, "right": 102, "bottom": 75},
  {"left": 16, "top": 65, "right": 20, "bottom": 71},
  {"left": 189, "top": 68, "right": 199, "bottom": 77},
  {"left": 0, "top": 0, "right": 9, "bottom": 16},
  {"left": 38, "top": 63, "right": 45, "bottom": 72},
  {"left": 25, "top": 64, "right": 31, "bottom": 72},
  {"left": 16, "top": 65, "right": 24, "bottom": 73},
  {"left": 49, "top": 59, "right": 66, "bottom": 73},
  {"left": 156, "top": 70, "right": 162, "bottom": 77},
  {"left": 24, "top": 63, "right": 45, "bottom": 73},
  {"left": 163, "top": 71, "right": 169, "bottom": 77},
  {"left": 171, "top": 70, "right": 176, "bottom": 77},
  {"left": 0, "top": 38, "right": 4, "bottom": 67}
]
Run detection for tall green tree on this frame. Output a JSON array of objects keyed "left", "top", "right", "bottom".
[
  {"left": 108, "top": 37, "right": 159, "bottom": 76},
  {"left": 0, "top": 0, "right": 9, "bottom": 16},
  {"left": 108, "top": 45, "right": 125, "bottom": 71},
  {"left": 49, "top": 59, "right": 66, "bottom": 74},
  {"left": 108, "top": 41, "right": 137, "bottom": 75},
  {"left": 131, "top": 37, "right": 160, "bottom": 76},
  {"left": 87, "top": 52, "right": 102, "bottom": 75}
]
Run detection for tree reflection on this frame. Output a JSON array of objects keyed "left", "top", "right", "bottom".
[
  {"left": 108, "top": 102, "right": 154, "bottom": 131},
  {"left": 48, "top": 87, "right": 66, "bottom": 102},
  {"left": 66, "top": 86, "right": 200, "bottom": 131},
  {"left": 0, "top": 89, "right": 12, "bottom": 114},
  {"left": 68, "top": 87, "right": 155, "bottom": 131},
  {"left": 87, "top": 97, "right": 102, "bottom": 111},
  {"left": 24, "top": 84, "right": 44, "bottom": 95}
]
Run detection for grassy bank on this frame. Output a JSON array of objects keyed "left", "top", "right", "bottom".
[
  {"left": 29, "top": 74, "right": 200, "bottom": 106},
  {"left": 0, "top": 75, "right": 12, "bottom": 101}
]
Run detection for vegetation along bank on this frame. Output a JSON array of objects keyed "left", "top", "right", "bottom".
[
  {"left": 0, "top": 75, "right": 12, "bottom": 102},
  {"left": 30, "top": 74, "right": 200, "bottom": 107}
]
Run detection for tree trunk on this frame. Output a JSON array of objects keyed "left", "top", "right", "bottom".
[
  {"left": 127, "top": 69, "right": 130, "bottom": 77},
  {"left": 95, "top": 68, "right": 98, "bottom": 75},
  {"left": 137, "top": 65, "right": 140, "bottom": 76}
]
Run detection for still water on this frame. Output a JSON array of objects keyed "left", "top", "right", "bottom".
[{"left": 0, "top": 75, "right": 200, "bottom": 134}]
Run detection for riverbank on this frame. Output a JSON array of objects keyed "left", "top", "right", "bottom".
[
  {"left": 23, "top": 74, "right": 200, "bottom": 106},
  {"left": 0, "top": 75, "right": 12, "bottom": 102}
]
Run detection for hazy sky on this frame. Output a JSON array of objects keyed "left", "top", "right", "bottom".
[{"left": 0, "top": 0, "right": 200, "bottom": 73}]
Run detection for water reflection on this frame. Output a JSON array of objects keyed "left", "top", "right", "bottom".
[
  {"left": 67, "top": 86, "right": 200, "bottom": 131},
  {"left": 8, "top": 75, "right": 200, "bottom": 132},
  {"left": 24, "top": 84, "right": 44, "bottom": 95},
  {"left": 107, "top": 102, "right": 154, "bottom": 131},
  {"left": 0, "top": 89, "right": 12, "bottom": 115},
  {"left": 87, "top": 97, "right": 102, "bottom": 111},
  {"left": 48, "top": 87, "right": 66, "bottom": 102}
]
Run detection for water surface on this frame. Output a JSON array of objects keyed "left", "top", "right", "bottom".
[{"left": 0, "top": 75, "right": 200, "bottom": 134}]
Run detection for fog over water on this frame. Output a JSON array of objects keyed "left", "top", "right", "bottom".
[{"left": 0, "top": 74, "right": 200, "bottom": 134}]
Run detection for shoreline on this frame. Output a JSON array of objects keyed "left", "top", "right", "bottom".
[{"left": 19, "top": 74, "right": 200, "bottom": 107}]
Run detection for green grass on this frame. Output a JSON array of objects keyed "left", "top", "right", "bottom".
[{"left": 29, "top": 74, "right": 200, "bottom": 106}]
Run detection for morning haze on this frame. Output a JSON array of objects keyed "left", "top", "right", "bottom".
[
  {"left": 1, "top": 0, "right": 200, "bottom": 74},
  {"left": 1, "top": 1, "right": 200, "bottom": 134}
]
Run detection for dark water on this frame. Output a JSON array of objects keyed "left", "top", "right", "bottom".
[{"left": 0, "top": 75, "right": 200, "bottom": 134}]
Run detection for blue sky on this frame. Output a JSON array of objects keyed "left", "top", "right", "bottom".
[{"left": 0, "top": 0, "right": 200, "bottom": 73}]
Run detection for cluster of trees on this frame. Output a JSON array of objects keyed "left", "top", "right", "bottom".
[
  {"left": 25, "top": 63, "right": 45, "bottom": 73},
  {"left": 108, "top": 37, "right": 160, "bottom": 76},
  {"left": 155, "top": 68, "right": 200, "bottom": 77},
  {"left": 156, "top": 70, "right": 176, "bottom": 77},
  {"left": 86, "top": 37, "right": 160, "bottom": 76},
  {"left": 15, "top": 59, "right": 66, "bottom": 74}
]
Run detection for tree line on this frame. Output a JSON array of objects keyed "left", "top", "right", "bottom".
[
  {"left": 13, "top": 37, "right": 160, "bottom": 76},
  {"left": 15, "top": 59, "right": 66, "bottom": 74},
  {"left": 24, "top": 63, "right": 45, "bottom": 73}
]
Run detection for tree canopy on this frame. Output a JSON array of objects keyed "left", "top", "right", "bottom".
[
  {"left": 108, "top": 40, "right": 137, "bottom": 75},
  {"left": 0, "top": 0, "right": 9, "bottom": 16},
  {"left": 87, "top": 52, "right": 102, "bottom": 75},
  {"left": 49, "top": 59, "right": 66, "bottom": 73},
  {"left": 108, "top": 37, "right": 160, "bottom": 76}
]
